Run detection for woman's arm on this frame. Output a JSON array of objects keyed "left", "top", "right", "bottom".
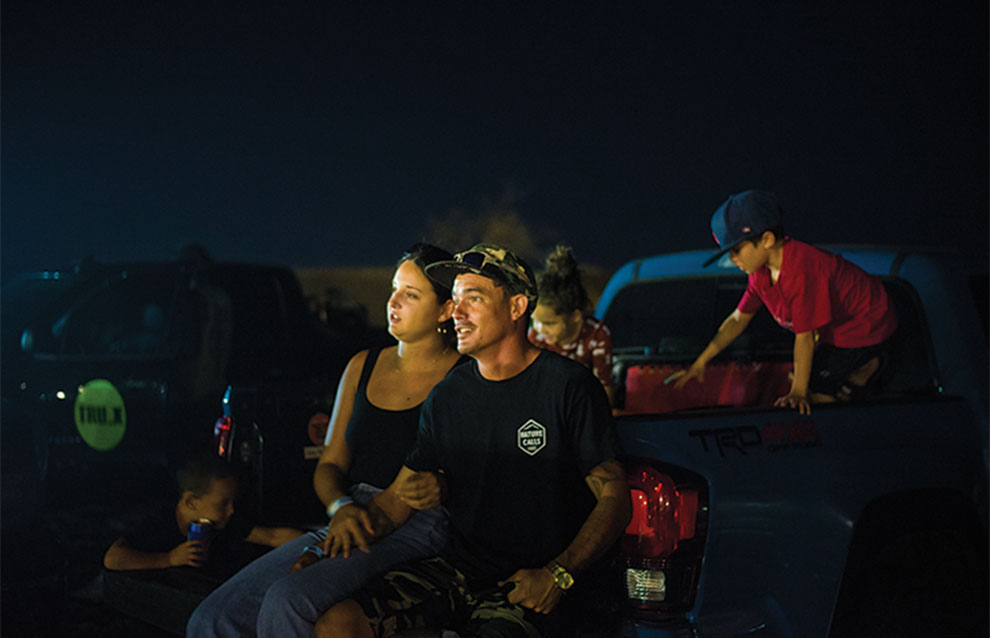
[
  {"left": 324, "top": 465, "right": 418, "bottom": 558},
  {"left": 312, "top": 350, "right": 366, "bottom": 508}
]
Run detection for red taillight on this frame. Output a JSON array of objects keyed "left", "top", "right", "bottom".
[
  {"left": 214, "top": 416, "right": 233, "bottom": 458},
  {"left": 622, "top": 467, "right": 698, "bottom": 558},
  {"left": 677, "top": 488, "right": 698, "bottom": 540},
  {"left": 619, "top": 461, "right": 707, "bottom": 616}
]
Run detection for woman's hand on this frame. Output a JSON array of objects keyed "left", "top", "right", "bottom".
[
  {"left": 321, "top": 504, "right": 374, "bottom": 558},
  {"left": 395, "top": 470, "right": 446, "bottom": 510}
]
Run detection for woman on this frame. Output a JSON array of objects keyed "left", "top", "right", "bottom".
[
  {"left": 187, "top": 243, "right": 463, "bottom": 638},
  {"left": 528, "top": 244, "right": 614, "bottom": 403}
]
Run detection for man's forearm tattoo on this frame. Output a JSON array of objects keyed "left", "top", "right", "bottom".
[{"left": 586, "top": 459, "right": 626, "bottom": 498}]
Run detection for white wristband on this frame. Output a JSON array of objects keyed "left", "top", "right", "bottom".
[{"left": 326, "top": 496, "right": 354, "bottom": 518}]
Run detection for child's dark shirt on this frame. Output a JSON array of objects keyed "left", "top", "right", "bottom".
[{"left": 122, "top": 505, "right": 254, "bottom": 567}]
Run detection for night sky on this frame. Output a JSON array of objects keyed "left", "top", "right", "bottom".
[{"left": 2, "top": 1, "right": 987, "bottom": 279}]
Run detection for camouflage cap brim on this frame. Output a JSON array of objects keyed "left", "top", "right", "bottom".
[{"left": 426, "top": 243, "right": 538, "bottom": 306}]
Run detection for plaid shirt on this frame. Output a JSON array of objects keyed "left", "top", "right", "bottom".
[{"left": 529, "top": 317, "right": 613, "bottom": 394}]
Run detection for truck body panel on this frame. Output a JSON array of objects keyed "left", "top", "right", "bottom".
[{"left": 602, "top": 246, "right": 987, "bottom": 637}]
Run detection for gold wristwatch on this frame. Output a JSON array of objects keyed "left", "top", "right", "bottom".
[{"left": 546, "top": 560, "right": 575, "bottom": 591}]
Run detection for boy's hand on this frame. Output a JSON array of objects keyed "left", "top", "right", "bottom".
[
  {"left": 169, "top": 540, "right": 206, "bottom": 567},
  {"left": 395, "top": 470, "right": 446, "bottom": 510},
  {"left": 671, "top": 361, "right": 706, "bottom": 390},
  {"left": 322, "top": 504, "right": 374, "bottom": 558},
  {"left": 774, "top": 391, "right": 811, "bottom": 415}
]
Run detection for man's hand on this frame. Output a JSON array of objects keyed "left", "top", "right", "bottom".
[
  {"left": 394, "top": 470, "right": 446, "bottom": 510},
  {"left": 774, "top": 391, "right": 811, "bottom": 415},
  {"left": 499, "top": 567, "right": 564, "bottom": 615},
  {"left": 169, "top": 540, "right": 206, "bottom": 567},
  {"left": 322, "top": 504, "right": 374, "bottom": 558},
  {"left": 671, "top": 360, "right": 706, "bottom": 390}
]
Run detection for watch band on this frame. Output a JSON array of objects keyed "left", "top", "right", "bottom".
[{"left": 325, "top": 496, "right": 353, "bottom": 518}]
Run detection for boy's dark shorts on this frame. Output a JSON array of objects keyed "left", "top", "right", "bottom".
[
  {"left": 352, "top": 556, "right": 542, "bottom": 638},
  {"left": 810, "top": 337, "right": 891, "bottom": 396}
]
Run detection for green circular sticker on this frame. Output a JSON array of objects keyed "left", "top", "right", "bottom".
[{"left": 74, "top": 379, "right": 127, "bottom": 451}]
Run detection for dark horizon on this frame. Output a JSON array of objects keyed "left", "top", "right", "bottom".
[{"left": 2, "top": 2, "right": 987, "bottom": 279}]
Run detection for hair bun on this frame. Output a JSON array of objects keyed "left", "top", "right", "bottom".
[
  {"left": 544, "top": 244, "right": 579, "bottom": 277},
  {"left": 537, "top": 244, "right": 589, "bottom": 315}
]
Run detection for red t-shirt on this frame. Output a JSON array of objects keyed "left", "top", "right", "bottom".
[
  {"left": 737, "top": 239, "right": 898, "bottom": 348},
  {"left": 528, "top": 317, "right": 614, "bottom": 392}
]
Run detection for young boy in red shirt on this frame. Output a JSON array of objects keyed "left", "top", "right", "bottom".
[{"left": 674, "top": 189, "right": 898, "bottom": 414}]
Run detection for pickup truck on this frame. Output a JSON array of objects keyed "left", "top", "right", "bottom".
[{"left": 602, "top": 246, "right": 988, "bottom": 637}]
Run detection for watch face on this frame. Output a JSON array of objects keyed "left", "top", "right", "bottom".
[
  {"left": 549, "top": 563, "right": 574, "bottom": 589},
  {"left": 547, "top": 561, "right": 575, "bottom": 590}
]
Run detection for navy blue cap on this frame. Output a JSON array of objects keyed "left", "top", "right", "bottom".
[{"left": 702, "top": 189, "right": 783, "bottom": 267}]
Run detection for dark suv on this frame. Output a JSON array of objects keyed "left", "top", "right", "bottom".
[
  {"left": 1, "top": 250, "right": 376, "bottom": 515},
  {"left": 1, "top": 250, "right": 390, "bottom": 634}
]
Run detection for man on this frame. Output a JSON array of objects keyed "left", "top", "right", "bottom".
[{"left": 317, "top": 244, "right": 631, "bottom": 638}]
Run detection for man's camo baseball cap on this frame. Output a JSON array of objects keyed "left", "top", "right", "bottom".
[{"left": 426, "top": 243, "right": 538, "bottom": 307}]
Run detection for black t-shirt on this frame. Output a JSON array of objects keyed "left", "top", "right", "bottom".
[
  {"left": 406, "top": 350, "right": 622, "bottom": 582},
  {"left": 122, "top": 505, "right": 254, "bottom": 567}
]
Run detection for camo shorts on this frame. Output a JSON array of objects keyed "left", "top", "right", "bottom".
[{"left": 352, "top": 557, "right": 542, "bottom": 638}]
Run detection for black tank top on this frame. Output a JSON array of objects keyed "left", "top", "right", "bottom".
[{"left": 344, "top": 347, "right": 428, "bottom": 488}]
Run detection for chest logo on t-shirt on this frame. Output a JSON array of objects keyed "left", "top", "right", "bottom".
[
  {"left": 772, "top": 313, "right": 794, "bottom": 331},
  {"left": 517, "top": 420, "right": 547, "bottom": 456}
]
